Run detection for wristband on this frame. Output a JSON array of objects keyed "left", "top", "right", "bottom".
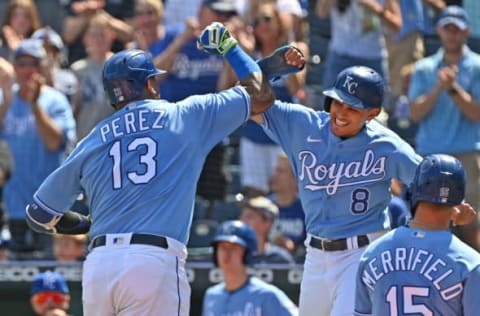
[{"left": 224, "top": 45, "right": 261, "bottom": 81}]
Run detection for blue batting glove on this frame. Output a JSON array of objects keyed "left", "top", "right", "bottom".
[{"left": 197, "top": 22, "right": 238, "bottom": 56}]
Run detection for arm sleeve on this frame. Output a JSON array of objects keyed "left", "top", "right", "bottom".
[
  {"left": 354, "top": 261, "right": 373, "bottom": 316},
  {"left": 462, "top": 265, "right": 480, "bottom": 315}
]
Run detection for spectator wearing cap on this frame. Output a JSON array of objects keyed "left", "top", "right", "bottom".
[
  {"left": 239, "top": 196, "right": 295, "bottom": 264},
  {"left": 31, "top": 27, "right": 79, "bottom": 103},
  {"left": 30, "top": 271, "right": 70, "bottom": 316},
  {"left": 0, "top": 38, "right": 76, "bottom": 259},
  {"left": 409, "top": 5, "right": 480, "bottom": 251}
]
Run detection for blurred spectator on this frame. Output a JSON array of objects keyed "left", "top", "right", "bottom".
[
  {"left": 303, "top": 0, "right": 331, "bottom": 110},
  {"left": 53, "top": 234, "right": 87, "bottom": 262},
  {"left": 463, "top": 0, "right": 480, "bottom": 53},
  {"left": 0, "top": 0, "right": 42, "bottom": 59},
  {"left": 385, "top": 0, "right": 424, "bottom": 100},
  {"left": 421, "top": 0, "right": 446, "bottom": 56},
  {"left": 239, "top": 196, "right": 295, "bottom": 264},
  {"left": 30, "top": 271, "right": 71, "bottom": 316},
  {"left": 62, "top": 0, "right": 134, "bottom": 64},
  {"left": 127, "top": 0, "right": 166, "bottom": 51},
  {"left": 70, "top": 13, "right": 115, "bottom": 141},
  {"left": 386, "top": 62, "right": 418, "bottom": 146},
  {"left": 388, "top": 178, "right": 411, "bottom": 228},
  {"left": 221, "top": 1, "right": 308, "bottom": 197},
  {"left": 0, "top": 124, "right": 14, "bottom": 225},
  {"left": 269, "top": 152, "right": 306, "bottom": 258},
  {"left": 31, "top": 27, "right": 79, "bottom": 103},
  {"left": 409, "top": 5, "right": 480, "bottom": 251},
  {"left": 163, "top": 0, "right": 203, "bottom": 29},
  {"left": 151, "top": 0, "right": 239, "bottom": 203},
  {"left": 202, "top": 220, "right": 298, "bottom": 316},
  {"left": 0, "top": 39, "right": 76, "bottom": 259},
  {"left": 316, "top": 0, "right": 402, "bottom": 93},
  {"left": 0, "top": 0, "right": 65, "bottom": 34},
  {"left": 246, "top": 0, "right": 306, "bottom": 42}
]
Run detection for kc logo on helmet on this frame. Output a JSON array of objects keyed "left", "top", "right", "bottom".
[{"left": 342, "top": 75, "right": 358, "bottom": 94}]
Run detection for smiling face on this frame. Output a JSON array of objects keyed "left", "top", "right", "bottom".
[{"left": 329, "top": 99, "right": 380, "bottom": 138}]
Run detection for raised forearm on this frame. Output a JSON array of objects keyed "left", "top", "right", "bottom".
[
  {"left": 448, "top": 85, "right": 480, "bottom": 122},
  {"left": 32, "top": 105, "right": 63, "bottom": 151}
]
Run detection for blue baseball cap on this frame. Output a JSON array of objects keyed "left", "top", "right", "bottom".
[
  {"left": 437, "top": 5, "right": 470, "bottom": 30},
  {"left": 14, "top": 38, "right": 46, "bottom": 60},
  {"left": 31, "top": 271, "right": 69, "bottom": 296}
]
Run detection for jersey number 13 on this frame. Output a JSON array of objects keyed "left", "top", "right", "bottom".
[{"left": 108, "top": 137, "right": 157, "bottom": 189}]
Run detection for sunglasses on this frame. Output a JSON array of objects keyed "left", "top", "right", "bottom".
[
  {"left": 135, "top": 9, "right": 155, "bottom": 16},
  {"left": 33, "top": 291, "right": 66, "bottom": 305},
  {"left": 253, "top": 16, "right": 273, "bottom": 27}
]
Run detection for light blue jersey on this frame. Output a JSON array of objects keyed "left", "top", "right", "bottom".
[
  {"left": 355, "top": 226, "right": 480, "bottom": 315},
  {"left": 408, "top": 47, "right": 480, "bottom": 155},
  {"left": 262, "top": 102, "right": 422, "bottom": 239},
  {"left": 1, "top": 86, "right": 76, "bottom": 219},
  {"left": 33, "top": 87, "right": 250, "bottom": 244},
  {"left": 202, "top": 276, "right": 298, "bottom": 316}
]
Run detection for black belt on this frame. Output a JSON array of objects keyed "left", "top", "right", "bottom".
[
  {"left": 309, "top": 235, "right": 369, "bottom": 251},
  {"left": 90, "top": 233, "right": 168, "bottom": 249}
]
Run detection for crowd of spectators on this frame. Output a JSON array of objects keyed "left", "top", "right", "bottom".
[{"left": 0, "top": 0, "right": 479, "bottom": 312}]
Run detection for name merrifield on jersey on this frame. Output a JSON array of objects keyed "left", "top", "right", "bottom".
[
  {"left": 298, "top": 149, "right": 387, "bottom": 195},
  {"left": 99, "top": 108, "right": 166, "bottom": 143},
  {"left": 362, "top": 247, "right": 461, "bottom": 301}
]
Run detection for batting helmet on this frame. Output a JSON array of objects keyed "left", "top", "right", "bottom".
[
  {"left": 102, "top": 49, "right": 166, "bottom": 106},
  {"left": 323, "top": 66, "right": 385, "bottom": 112},
  {"left": 212, "top": 220, "right": 257, "bottom": 265},
  {"left": 409, "top": 154, "right": 466, "bottom": 209}
]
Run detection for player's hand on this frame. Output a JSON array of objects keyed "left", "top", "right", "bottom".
[
  {"left": 20, "top": 73, "right": 45, "bottom": 107},
  {"left": 197, "top": 22, "right": 238, "bottom": 56},
  {"left": 257, "top": 45, "right": 305, "bottom": 81},
  {"left": 0, "top": 57, "right": 14, "bottom": 107},
  {"left": 437, "top": 65, "right": 458, "bottom": 90},
  {"left": 452, "top": 203, "right": 477, "bottom": 226}
]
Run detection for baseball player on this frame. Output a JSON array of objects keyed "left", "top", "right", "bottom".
[
  {"left": 355, "top": 154, "right": 480, "bottom": 315},
  {"left": 24, "top": 22, "right": 303, "bottom": 316},
  {"left": 251, "top": 65, "right": 423, "bottom": 316},
  {"left": 202, "top": 220, "right": 298, "bottom": 316}
]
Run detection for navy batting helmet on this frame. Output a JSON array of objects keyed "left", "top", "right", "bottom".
[
  {"left": 102, "top": 49, "right": 166, "bottom": 106},
  {"left": 212, "top": 220, "right": 257, "bottom": 265},
  {"left": 323, "top": 66, "right": 385, "bottom": 112},
  {"left": 409, "top": 154, "right": 466, "bottom": 209}
]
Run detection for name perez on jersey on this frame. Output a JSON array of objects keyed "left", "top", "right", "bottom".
[
  {"left": 298, "top": 149, "right": 387, "bottom": 195},
  {"left": 362, "top": 247, "right": 462, "bottom": 301},
  {"left": 99, "top": 108, "right": 166, "bottom": 143}
]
